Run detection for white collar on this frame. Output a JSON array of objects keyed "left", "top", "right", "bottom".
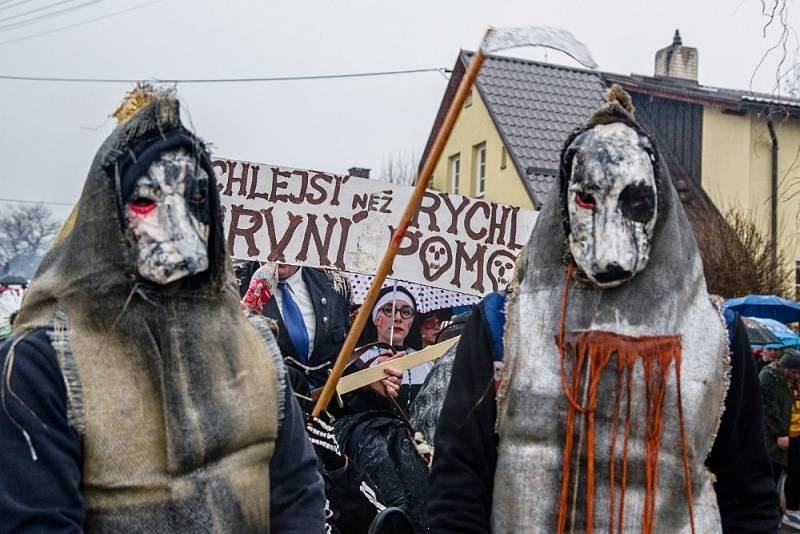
[{"left": 280, "top": 267, "right": 304, "bottom": 291}]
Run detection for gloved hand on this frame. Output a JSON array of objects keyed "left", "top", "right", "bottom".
[
  {"left": 306, "top": 416, "right": 346, "bottom": 471},
  {"left": 241, "top": 278, "right": 270, "bottom": 312},
  {"left": 240, "top": 263, "right": 277, "bottom": 313}
]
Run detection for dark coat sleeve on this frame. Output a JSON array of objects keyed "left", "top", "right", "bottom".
[
  {"left": 760, "top": 368, "right": 784, "bottom": 440},
  {"left": 426, "top": 307, "right": 496, "bottom": 534},
  {"left": 0, "top": 328, "right": 327, "bottom": 533},
  {"left": 759, "top": 364, "right": 790, "bottom": 466},
  {"left": 705, "top": 314, "right": 780, "bottom": 533},
  {"left": 0, "top": 329, "right": 85, "bottom": 533},
  {"left": 269, "top": 383, "right": 327, "bottom": 532}
]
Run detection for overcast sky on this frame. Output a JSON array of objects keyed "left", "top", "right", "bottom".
[{"left": 0, "top": 0, "right": 796, "bottom": 221}]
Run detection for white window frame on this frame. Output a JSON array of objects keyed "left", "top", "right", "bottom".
[
  {"left": 475, "top": 142, "right": 486, "bottom": 197},
  {"left": 450, "top": 154, "right": 461, "bottom": 195}
]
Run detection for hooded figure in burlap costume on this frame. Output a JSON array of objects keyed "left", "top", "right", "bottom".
[
  {"left": 426, "top": 88, "right": 778, "bottom": 533},
  {"left": 0, "top": 88, "right": 325, "bottom": 532}
]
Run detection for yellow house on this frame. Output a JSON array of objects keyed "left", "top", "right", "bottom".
[
  {"left": 425, "top": 83, "right": 533, "bottom": 209},
  {"left": 701, "top": 105, "right": 800, "bottom": 287},
  {"left": 422, "top": 51, "right": 606, "bottom": 209},
  {"left": 421, "top": 32, "right": 800, "bottom": 296}
]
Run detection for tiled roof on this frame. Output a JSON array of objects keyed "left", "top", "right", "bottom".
[
  {"left": 467, "top": 51, "right": 607, "bottom": 207},
  {"left": 604, "top": 72, "right": 800, "bottom": 114},
  {"left": 420, "top": 50, "right": 800, "bottom": 209},
  {"left": 420, "top": 51, "right": 607, "bottom": 208}
]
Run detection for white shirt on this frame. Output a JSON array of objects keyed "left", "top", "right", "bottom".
[{"left": 274, "top": 267, "right": 316, "bottom": 359}]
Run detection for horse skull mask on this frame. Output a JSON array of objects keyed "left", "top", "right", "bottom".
[
  {"left": 125, "top": 148, "right": 210, "bottom": 284},
  {"left": 566, "top": 122, "right": 657, "bottom": 288}
]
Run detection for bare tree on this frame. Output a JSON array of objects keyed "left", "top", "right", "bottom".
[
  {"left": 697, "top": 207, "right": 792, "bottom": 298},
  {"left": 784, "top": 58, "right": 800, "bottom": 97},
  {"left": 379, "top": 150, "right": 420, "bottom": 186},
  {"left": 0, "top": 204, "right": 61, "bottom": 269},
  {"left": 751, "top": 0, "right": 799, "bottom": 94}
]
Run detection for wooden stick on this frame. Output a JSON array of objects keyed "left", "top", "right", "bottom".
[{"left": 312, "top": 32, "right": 489, "bottom": 416}]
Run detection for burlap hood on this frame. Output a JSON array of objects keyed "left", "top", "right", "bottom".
[
  {"left": 7, "top": 92, "right": 281, "bottom": 532},
  {"left": 515, "top": 98, "right": 686, "bottom": 313},
  {"left": 15, "top": 93, "right": 228, "bottom": 332}
]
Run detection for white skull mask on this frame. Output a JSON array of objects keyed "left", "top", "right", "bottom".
[
  {"left": 125, "top": 148, "right": 210, "bottom": 285},
  {"left": 566, "top": 122, "right": 657, "bottom": 288}
]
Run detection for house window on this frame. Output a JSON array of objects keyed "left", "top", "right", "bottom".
[
  {"left": 474, "top": 142, "right": 486, "bottom": 197},
  {"left": 464, "top": 89, "right": 473, "bottom": 108},
  {"left": 449, "top": 154, "right": 461, "bottom": 195},
  {"left": 500, "top": 146, "right": 507, "bottom": 170}
]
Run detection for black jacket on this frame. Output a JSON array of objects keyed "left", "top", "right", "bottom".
[
  {"left": 759, "top": 363, "right": 792, "bottom": 466},
  {"left": 427, "top": 301, "right": 779, "bottom": 533},
  {"left": 263, "top": 267, "right": 351, "bottom": 388},
  {"left": 0, "top": 328, "right": 325, "bottom": 533}
]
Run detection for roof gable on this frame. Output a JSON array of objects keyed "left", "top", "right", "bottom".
[
  {"left": 420, "top": 49, "right": 800, "bottom": 208},
  {"left": 420, "top": 51, "right": 606, "bottom": 207},
  {"left": 468, "top": 52, "right": 607, "bottom": 207}
]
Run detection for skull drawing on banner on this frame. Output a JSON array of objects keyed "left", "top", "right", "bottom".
[
  {"left": 125, "top": 148, "right": 210, "bottom": 284},
  {"left": 565, "top": 122, "right": 657, "bottom": 288},
  {"left": 427, "top": 243, "right": 447, "bottom": 270},
  {"left": 488, "top": 251, "right": 516, "bottom": 290},
  {"left": 421, "top": 238, "right": 451, "bottom": 280}
]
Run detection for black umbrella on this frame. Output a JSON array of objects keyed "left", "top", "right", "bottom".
[
  {"left": 0, "top": 275, "right": 27, "bottom": 286},
  {"left": 741, "top": 316, "right": 782, "bottom": 347}
]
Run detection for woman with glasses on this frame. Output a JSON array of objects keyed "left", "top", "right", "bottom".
[
  {"left": 331, "top": 285, "right": 432, "bottom": 531},
  {"left": 419, "top": 310, "right": 452, "bottom": 348},
  {"left": 354, "top": 285, "right": 430, "bottom": 413}
]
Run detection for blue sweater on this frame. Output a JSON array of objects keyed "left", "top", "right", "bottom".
[{"left": 0, "top": 328, "right": 325, "bottom": 533}]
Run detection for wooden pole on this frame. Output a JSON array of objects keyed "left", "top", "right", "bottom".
[{"left": 312, "top": 33, "right": 489, "bottom": 416}]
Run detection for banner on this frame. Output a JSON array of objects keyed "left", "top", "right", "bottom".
[{"left": 214, "top": 159, "right": 537, "bottom": 296}]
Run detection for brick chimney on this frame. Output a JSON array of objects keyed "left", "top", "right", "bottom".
[
  {"left": 654, "top": 30, "right": 698, "bottom": 82},
  {"left": 348, "top": 167, "right": 370, "bottom": 179}
]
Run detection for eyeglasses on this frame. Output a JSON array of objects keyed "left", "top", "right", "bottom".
[
  {"left": 378, "top": 304, "right": 414, "bottom": 319},
  {"left": 421, "top": 316, "right": 442, "bottom": 329}
]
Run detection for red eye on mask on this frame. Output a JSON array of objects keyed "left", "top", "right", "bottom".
[
  {"left": 575, "top": 192, "right": 595, "bottom": 210},
  {"left": 129, "top": 197, "right": 156, "bottom": 216}
]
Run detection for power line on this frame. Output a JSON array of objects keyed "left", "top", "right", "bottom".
[
  {"left": 0, "top": 0, "right": 80, "bottom": 25},
  {"left": 0, "top": 197, "right": 75, "bottom": 207},
  {"left": 0, "top": 0, "right": 109, "bottom": 32},
  {"left": 0, "top": 67, "right": 449, "bottom": 84},
  {"left": 0, "top": 0, "right": 163, "bottom": 45},
  {"left": 0, "top": 0, "right": 34, "bottom": 13}
]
